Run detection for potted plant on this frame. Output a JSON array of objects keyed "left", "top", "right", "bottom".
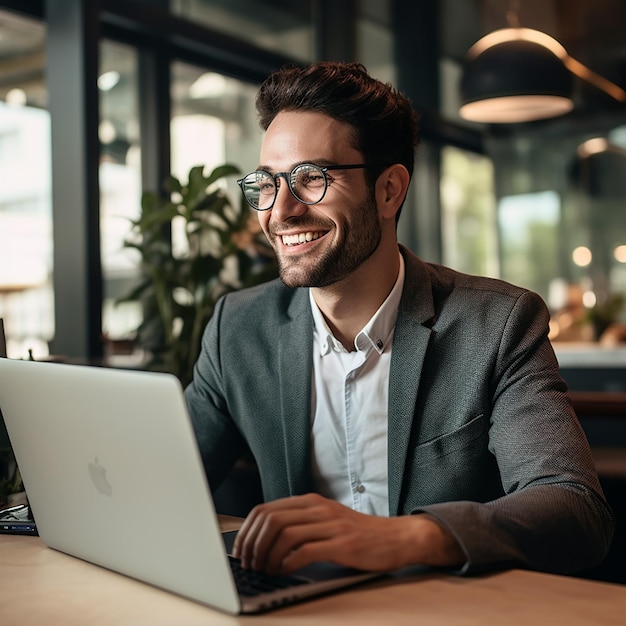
[{"left": 118, "top": 163, "right": 277, "bottom": 386}]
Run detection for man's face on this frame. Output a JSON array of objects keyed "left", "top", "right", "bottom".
[{"left": 257, "top": 110, "right": 382, "bottom": 289}]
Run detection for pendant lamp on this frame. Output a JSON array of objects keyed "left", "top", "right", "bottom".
[{"left": 459, "top": 26, "right": 626, "bottom": 124}]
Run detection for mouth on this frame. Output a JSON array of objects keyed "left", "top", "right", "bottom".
[{"left": 280, "top": 230, "right": 327, "bottom": 247}]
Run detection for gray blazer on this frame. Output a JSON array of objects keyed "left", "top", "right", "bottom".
[{"left": 185, "top": 246, "right": 614, "bottom": 575}]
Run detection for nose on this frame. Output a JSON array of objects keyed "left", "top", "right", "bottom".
[{"left": 269, "top": 175, "right": 308, "bottom": 221}]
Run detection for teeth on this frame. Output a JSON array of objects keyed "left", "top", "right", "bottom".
[{"left": 281, "top": 232, "right": 323, "bottom": 246}]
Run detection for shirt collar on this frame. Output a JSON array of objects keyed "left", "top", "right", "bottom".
[{"left": 310, "top": 251, "right": 405, "bottom": 356}]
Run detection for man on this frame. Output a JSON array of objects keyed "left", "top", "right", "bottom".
[{"left": 185, "top": 62, "right": 613, "bottom": 578}]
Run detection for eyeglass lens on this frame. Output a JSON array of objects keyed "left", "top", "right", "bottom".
[{"left": 240, "top": 164, "right": 328, "bottom": 210}]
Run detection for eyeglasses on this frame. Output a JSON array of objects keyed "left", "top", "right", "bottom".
[{"left": 237, "top": 163, "right": 371, "bottom": 211}]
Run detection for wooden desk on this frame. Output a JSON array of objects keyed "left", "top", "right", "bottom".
[
  {"left": 2, "top": 528, "right": 626, "bottom": 625},
  {"left": 570, "top": 391, "right": 626, "bottom": 418},
  {"left": 592, "top": 446, "right": 626, "bottom": 478},
  {"left": 570, "top": 391, "right": 626, "bottom": 477}
]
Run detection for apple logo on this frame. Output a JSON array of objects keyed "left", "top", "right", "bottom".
[{"left": 88, "top": 457, "right": 113, "bottom": 496}]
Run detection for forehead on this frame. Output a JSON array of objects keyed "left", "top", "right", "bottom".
[{"left": 259, "top": 110, "right": 360, "bottom": 168}]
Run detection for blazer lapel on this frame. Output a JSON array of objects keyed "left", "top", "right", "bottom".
[
  {"left": 275, "top": 289, "right": 315, "bottom": 495},
  {"left": 387, "top": 249, "right": 436, "bottom": 515}
]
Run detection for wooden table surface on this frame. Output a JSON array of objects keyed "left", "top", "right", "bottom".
[{"left": 2, "top": 526, "right": 626, "bottom": 625}]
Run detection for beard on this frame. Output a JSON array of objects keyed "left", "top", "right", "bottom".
[{"left": 271, "top": 195, "right": 382, "bottom": 289}]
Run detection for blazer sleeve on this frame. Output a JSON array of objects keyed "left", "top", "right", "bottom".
[
  {"left": 414, "top": 290, "right": 615, "bottom": 575},
  {"left": 184, "top": 296, "right": 249, "bottom": 491}
]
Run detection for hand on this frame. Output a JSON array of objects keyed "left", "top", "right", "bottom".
[{"left": 231, "top": 493, "right": 465, "bottom": 575}]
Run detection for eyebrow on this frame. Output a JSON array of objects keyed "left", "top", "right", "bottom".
[{"left": 254, "top": 159, "right": 337, "bottom": 173}]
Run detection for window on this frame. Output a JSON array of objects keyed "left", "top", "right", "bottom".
[
  {"left": 498, "top": 190, "right": 561, "bottom": 297},
  {"left": 357, "top": 0, "right": 395, "bottom": 83},
  {"left": 170, "top": 61, "right": 262, "bottom": 200},
  {"left": 99, "top": 41, "right": 143, "bottom": 348},
  {"left": 0, "top": 11, "right": 51, "bottom": 358},
  {"left": 486, "top": 129, "right": 626, "bottom": 326},
  {"left": 441, "top": 146, "right": 498, "bottom": 278},
  {"left": 171, "top": 0, "right": 314, "bottom": 62}
]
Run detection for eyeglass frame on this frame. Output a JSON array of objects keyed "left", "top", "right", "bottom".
[{"left": 237, "top": 163, "right": 375, "bottom": 211}]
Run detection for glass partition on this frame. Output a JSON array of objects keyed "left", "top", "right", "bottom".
[
  {"left": 441, "top": 146, "right": 498, "bottom": 279},
  {"left": 99, "top": 41, "right": 143, "bottom": 350},
  {"left": 171, "top": 0, "right": 314, "bottom": 62},
  {"left": 0, "top": 11, "right": 50, "bottom": 359},
  {"left": 357, "top": 0, "right": 394, "bottom": 83},
  {"left": 487, "top": 128, "right": 626, "bottom": 344},
  {"left": 170, "top": 60, "right": 262, "bottom": 195}
]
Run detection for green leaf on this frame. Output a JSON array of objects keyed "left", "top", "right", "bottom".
[
  {"left": 163, "top": 174, "right": 183, "bottom": 195},
  {"left": 205, "top": 163, "right": 240, "bottom": 186}
]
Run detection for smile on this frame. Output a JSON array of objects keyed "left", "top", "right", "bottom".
[{"left": 281, "top": 231, "right": 325, "bottom": 246}]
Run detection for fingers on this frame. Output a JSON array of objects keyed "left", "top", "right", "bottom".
[
  {"left": 232, "top": 494, "right": 339, "bottom": 573},
  {"left": 277, "top": 531, "right": 358, "bottom": 574},
  {"left": 231, "top": 496, "right": 466, "bottom": 575},
  {"left": 241, "top": 508, "right": 312, "bottom": 573}
]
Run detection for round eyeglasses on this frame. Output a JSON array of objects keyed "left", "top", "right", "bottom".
[{"left": 237, "top": 163, "right": 371, "bottom": 211}]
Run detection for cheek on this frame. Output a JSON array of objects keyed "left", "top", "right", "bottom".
[{"left": 257, "top": 212, "right": 271, "bottom": 236}]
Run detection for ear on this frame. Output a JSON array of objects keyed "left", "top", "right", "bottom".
[{"left": 375, "top": 164, "right": 411, "bottom": 220}]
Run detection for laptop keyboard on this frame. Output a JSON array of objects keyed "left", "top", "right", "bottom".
[{"left": 228, "top": 556, "right": 309, "bottom": 597}]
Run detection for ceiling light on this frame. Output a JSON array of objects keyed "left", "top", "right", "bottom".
[
  {"left": 577, "top": 136, "right": 626, "bottom": 159},
  {"left": 98, "top": 119, "right": 116, "bottom": 144},
  {"left": 615, "top": 246, "right": 626, "bottom": 263},
  {"left": 459, "top": 26, "right": 626, "bottom": 124},
  {"left": 189, "top": 72, "right": 227, "bottom": 99},
  {"left": 98, "top": 70, "right": 120, "bottom": 92},
  {"left": 577, "top": 138, "right": 610, "bottom": 159},
  {"left": 572, "top": 246, "right": 592, "bottom": 267},
  {"left": 5, "top": 88, "right": 27, "bottom": 107}
]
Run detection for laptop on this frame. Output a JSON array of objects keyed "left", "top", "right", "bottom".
[{"left": 0, "top": 358, "right": 379, "bottom": 614}]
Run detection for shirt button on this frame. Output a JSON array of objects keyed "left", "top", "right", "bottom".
[{"left": 356, "top": 484, "right": 366, "bottom": 493}]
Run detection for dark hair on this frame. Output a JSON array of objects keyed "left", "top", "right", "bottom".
[{"left": 256, "top": 62, "right": 420, "bottom": 192}]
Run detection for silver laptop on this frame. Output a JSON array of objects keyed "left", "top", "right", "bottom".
[{"left": 0, "top": 358, "right": 378, "bottom": 614}]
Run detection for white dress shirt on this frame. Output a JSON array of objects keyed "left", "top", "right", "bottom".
[{"left": 309, "top": 253, "right": 405, "bottom": 516}]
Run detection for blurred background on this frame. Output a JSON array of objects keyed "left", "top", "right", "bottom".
[{"left": 0, "top": 0, "right": 625, "bottom": 369}]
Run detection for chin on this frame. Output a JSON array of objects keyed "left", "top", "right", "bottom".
[
  {"left": 278, "top": 269, "right": 309, "bottom": 289},
  {"left": 277, "top": 262, "right": 320, "bottom": 288},
  {"left": 276, "top": 245, "right": 340, "bottom": 288}
]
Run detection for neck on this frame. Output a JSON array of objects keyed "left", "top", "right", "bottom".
[{"left": 312, "top": 240, "right": 401, "bottom": 351}]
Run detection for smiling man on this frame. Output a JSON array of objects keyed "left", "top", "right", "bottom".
[{"left": 185, "top": 62, "right": 613, "bottom": 578}]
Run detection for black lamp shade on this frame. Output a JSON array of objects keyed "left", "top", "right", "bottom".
[{"left": 460, "top": 39, "right": 574, "bottom": 123}]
